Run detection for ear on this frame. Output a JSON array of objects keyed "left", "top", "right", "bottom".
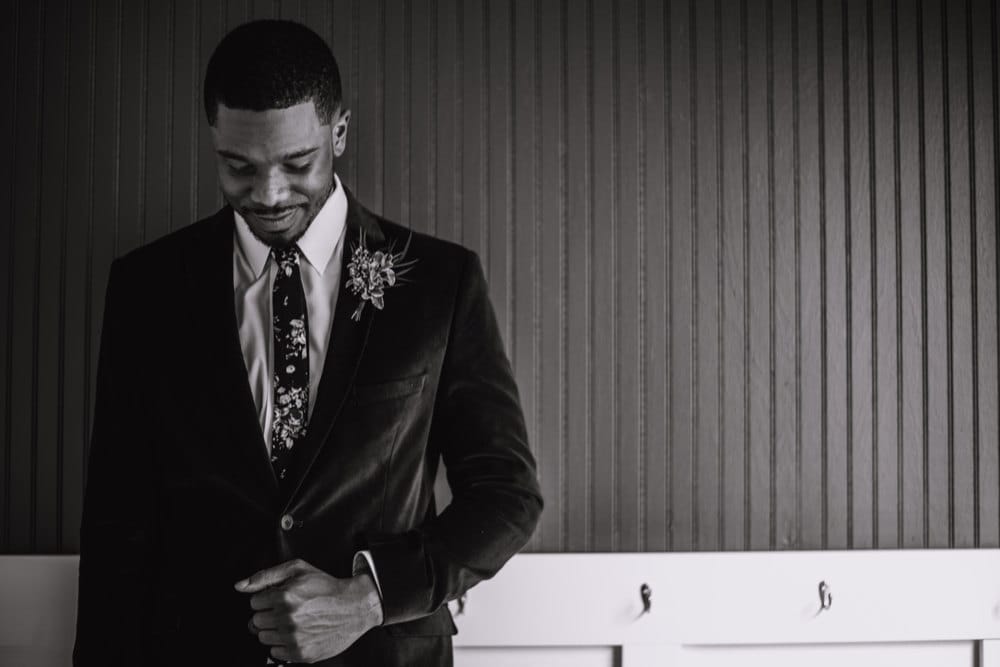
[{"left": 332, "top": 109, "right": 351, "bottom": 157}]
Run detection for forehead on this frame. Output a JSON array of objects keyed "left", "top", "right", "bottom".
[{"left": 210, "top": 101, "right": 326, "bottom": 160}]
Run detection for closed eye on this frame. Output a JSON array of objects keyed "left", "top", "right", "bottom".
[{"left": 225, "top": 161, "right": 255, "bottom": 176}]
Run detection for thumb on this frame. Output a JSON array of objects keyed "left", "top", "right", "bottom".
[{"left": 235, "top": 559, "right": 308, "bottom": 593}]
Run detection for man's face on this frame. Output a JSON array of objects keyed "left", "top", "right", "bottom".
[{"left": 210, "top": 100, "right": 350, "bottom": 248}]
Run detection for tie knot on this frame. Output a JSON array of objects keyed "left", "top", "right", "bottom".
[{"left": 273, "top": 246, "right": 300, "bottom": 270}]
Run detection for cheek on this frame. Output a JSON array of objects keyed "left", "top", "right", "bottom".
[
  {"left": 216, "top": 168, "right": 250, "bottom": 199},
  {"left": 299, "top": 153, "right": 334, "bottom": 195},
  {"left": 296, "top": 169, "right": 332, "bottom": 200}
]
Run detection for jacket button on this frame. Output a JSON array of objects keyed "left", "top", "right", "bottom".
[{"left": 280, "top": 514, "right": 294, "bottom": 531}]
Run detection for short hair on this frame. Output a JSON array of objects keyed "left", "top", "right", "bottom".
[{"left": 203, "top": 19, "right": 342, "bottom": 126}]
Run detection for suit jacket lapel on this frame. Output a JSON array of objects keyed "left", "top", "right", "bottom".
[
  {"left": 280, "top": 186, "right": 384, "bottom": 505},
  {"left": 184, "top": 207, "right": 280, "bottom": 503}
]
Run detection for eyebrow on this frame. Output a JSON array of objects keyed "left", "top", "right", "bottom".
[{"left": 217, "top": 147, "right": 319, "bottom": 162}]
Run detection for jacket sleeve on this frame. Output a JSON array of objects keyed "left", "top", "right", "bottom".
[
  {"left": 73, "top": 258, "right": 157, "bottom": 665},
  {"left": 366, "top": 250, "right": 543, "bottom": 625}
]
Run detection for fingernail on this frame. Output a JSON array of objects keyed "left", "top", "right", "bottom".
[{"left": 235, "top": 579, "right": 248, "bottom": 590}]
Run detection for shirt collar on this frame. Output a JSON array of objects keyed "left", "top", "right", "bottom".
[{"left": 233, "top": 172, "right": 348, "bottom": 278}]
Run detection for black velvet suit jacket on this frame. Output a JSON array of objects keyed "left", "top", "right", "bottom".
[{"left": 73, "top": 188, "right": 543, "bottom": 666}]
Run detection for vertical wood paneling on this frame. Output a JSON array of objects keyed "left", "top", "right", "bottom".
[
  {"left": 797, "top": 0, "right": 824, "bottom": 551},
  {"left": 536, "top": 0, "right": 565, "bottom": 551},
  {"left": 8, "top": 0, "right": 43, "bottom": 552},
  {"left": 693, "top": 0, "right": 720, "bottom": 551},
  {"left": 487, "top": 0, "right": 512, "bottom": 355},
  {"left": 821, "top": 0, "right": 849, "bottom": 550},
  {"left": 872, "top": 0, "right": 899, "bottom": 549},
  {"left": 5, "top": 0, "right": 1000, "bottom": 554},
  {"left": 590, "top": 0, "right": 616, "bottom": 552},
  {"left": 745, "top": 0, "right": 771, "bottom": 550},
  {"left": 564, "top": 0, "right": 591, "bottom": 552},
  {"left": 59, "top": 0, "right": 96, "bottom": 552},
  {"left": 53, "top": 0, "right": 74, "bottom": 551},
  {"left": 899, "top": 0, "right": 927, "bottom": 548},
  {"left": 973, "top": 0, "right": 1000, "bottom": 549},
  {"left": 0, "top": 0, "right": 16, "bottom": 553},
  {"left": 250, "top": 0, "right": 274, "bottom": 21},
  {"left": 117, "top": 0, "right": 146, "bottom": 263},
  {"left": 947, "top": 0, "right": 977, "bottom": 548},
  {"left": 641, "top": 0, "right": 669, "bottom": 553},
  {"left": 461, "top": 0, "right": 485, "bottom": 258},
  {"left": 35, "top": 0, "right": 70, "bottom": 554},
  {"left": 168, "top": 0, "right": 193, "bottom": 237},
  {"left": 992, "top": 0, "right": 1000, "bottom": 546},
  {"left": 664, "top": 0, "right": 676, "bottom": 551},
  {"left": 771, "top": 0, "right": 798, "bottom": 549},
  {"left": 143, "top": 0, "right": 172, "bottom": 246},
  {"left": 0, "top": 0, "right": 16, "bottom": 552},
  {"left": 720, "top": 0, "right": 747, "bottom": 551},
  {"left": 355, "top": 0, "right": 381, "bottom": 210},
  {"left": 409, "top": 0, "right": 431, "bottom": 236},
  {"left": 511, "top": 0, "right": 540, "bottom": 551},
  {"left": 197, "top": 3, "right": 224, "bottom": 216},
  {"left": 616, "top": 0, "right": 641, "bottom": 552},
  {"left": 433, "top": 0, "right": 458, "bottom": 244},
  {"left": 845, "top": 0, "right": 873, "bottom": 549},
  {"left": 668, "top": 0, "right": 695, "bottom": 552},
  {"left": 330, "top": 0, "right": 356, "bottom": 188},
  {"left": 382, "top": 0, "right": 404, "bottom": 225},
  {"left": 923, "top": 0, "right": 952, "bottom": 548},
  {"left": 88, "top": 0, "right": 122, "bottom": 482}
]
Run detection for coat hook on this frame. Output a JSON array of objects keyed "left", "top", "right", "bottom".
[
  {"left": 640, "top": 583, "right": 652, "bottom": 615},
  {"left": 817, "top": 581, "right": 833, "bottom": 613}
]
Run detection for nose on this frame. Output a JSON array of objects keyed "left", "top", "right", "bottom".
[{"left": 249, "top": 169, "right": 288, "bottom": 209}]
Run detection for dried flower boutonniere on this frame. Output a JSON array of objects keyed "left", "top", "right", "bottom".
[{"left": 345, "top": 229, "right": 417, "bottom": 321}]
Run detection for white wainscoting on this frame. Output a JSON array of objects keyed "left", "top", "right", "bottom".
[
  {"left": 449, "top": 551, "right": 1000, "bottom": 667},
  {"left": 3, "top": 551, "right": 1000, "bottom": 666}
]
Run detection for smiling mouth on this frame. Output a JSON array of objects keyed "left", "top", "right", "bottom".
[{"left": 252, "top": 208, "right": 298, "bottom": 223}]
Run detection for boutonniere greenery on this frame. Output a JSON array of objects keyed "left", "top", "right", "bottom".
[{"left": 345, "top": 229, "right": 417, "bottom": 321}]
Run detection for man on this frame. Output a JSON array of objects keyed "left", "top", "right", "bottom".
[{"left": 73, "top": 19, "right": 542, "bottom": 666}]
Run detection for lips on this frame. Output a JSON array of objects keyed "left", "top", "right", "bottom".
[{"left": 252, "top": 207, "right": 298, "bottom": 224}]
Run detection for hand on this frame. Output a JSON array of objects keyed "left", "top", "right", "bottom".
[{"left": 235, "top": 558, "right": 384, "bottom": 664}]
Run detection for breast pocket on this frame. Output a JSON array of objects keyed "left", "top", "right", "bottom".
[{"left": 351, "top": 372, "right": 427, "bottom": 406}]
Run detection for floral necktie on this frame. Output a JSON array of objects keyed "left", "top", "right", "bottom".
[{"left": 270, "top": 246, "right": 309, "bottom": 487}]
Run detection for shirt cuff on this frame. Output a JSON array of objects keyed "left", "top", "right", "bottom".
[{"left": 352, "top": 549, "right": 384, "bottom": 600}]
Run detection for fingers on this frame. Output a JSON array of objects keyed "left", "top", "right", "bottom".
[
  {"left": 235, "top": 558, "right": 311, "bottom": 593},
  {"left": 250, "top": 610, "right": 281, "bottom": 630},
  {"left": 248, "top": 622, "right": 298, "bottom": 660},
  {"left": 270, "top": 646, "right": 296, "bottom": 663},
  {"left": 247, "top": 618, "right": 302, "bottom": 662},
  {"left": 257, "top": 629, "right": 286, "bottom": 646},
  {"left": 250, "top": 588, "right": 289, "bottom": 611}
]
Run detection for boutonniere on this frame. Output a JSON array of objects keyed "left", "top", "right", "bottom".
[{"left": 345, "top": 228, "right": 417, "bottom": 321}]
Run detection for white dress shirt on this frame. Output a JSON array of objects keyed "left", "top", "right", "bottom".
[
  {"left": 233, "top": 173, "right": 348, "bottom": 456},
  {"left": 231, "top": 173, "right": 383, "bottom": 605}
]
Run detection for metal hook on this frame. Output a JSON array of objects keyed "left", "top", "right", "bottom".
[
  {"left": 817, "top": 581, "right": 833, "bottom": 613},
  {"left": 640, "top": 583, "right": 652, "bottom": 615}
]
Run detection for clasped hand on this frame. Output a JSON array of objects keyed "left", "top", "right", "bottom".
[{"left": 235, "top": 558, "right": 384, "bottom": 664}]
